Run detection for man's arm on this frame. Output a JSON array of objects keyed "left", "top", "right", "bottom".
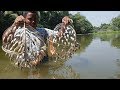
[
  {"left": 57, "top": 16, "right": 73, "bottom": 37},
  {"left": 2, "top": 15, "right": 25, "bottom": 45},
  {"left": 2, "top": 24, "right": 18, "bottom": 45},
  {"left": 48, "top": 16, "right": 73, "bottom": 55}
]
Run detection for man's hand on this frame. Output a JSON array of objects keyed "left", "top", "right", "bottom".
[
  {"left": 13, "top": 15, "right": 25, "bottom": 27},
  {"left": 57, "top": 16, "right": 73, "bottom": 37},
  {"left": 2, "top": 15, "right": 25, "bottom": 44},
  {"left": 62, "top": 16, "right": 73, "bottom": 26}
]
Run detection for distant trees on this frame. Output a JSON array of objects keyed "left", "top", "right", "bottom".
[
  {"left": 111, "top": 15, "right": 120, "bottom": 31},
  {"left": 71, "top": 12, "right": 93, "bottom": 34},
  {"left": 93, "top": 15, "right": 120, "bottom": 32},
  {"left": 39, "top": 11, "right": 69, "bottom": 29}
]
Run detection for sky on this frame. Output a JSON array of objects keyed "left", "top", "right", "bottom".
[{"left": 69, "top": 11, "right": 120, "bottom": 27}]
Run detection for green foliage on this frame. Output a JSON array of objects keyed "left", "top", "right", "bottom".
[
  {"left": 39, "top": 11, "right": 69, "bottom": 29},
  {"left": 0, "top": 12, "right": 16, "bottom": 36},
  {"left": 111, "top": 34, "right": 120, "bottom": 48},
  {"left": 96, "top": 15, "right": 120, "bottom": 32},
  {"left": 99, "top": 23, "right": 111, "bottom": 31},
  {"left": 93, "top": 26, "right": 100, "bottom": 33},
  {"left": 112, "top": 15, "right": 120, "bottom": 30},
  {"left": 76, "top": 34, "right": 93, "bottom": 54},
  {"left": 71, "top": 12, "right": 93, "bottom": 34},
  {"left": 2, "top": 11, "right": 120, "bottom": 37}
]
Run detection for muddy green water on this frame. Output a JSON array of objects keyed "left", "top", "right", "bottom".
[{"left": 0, "top": 33, "right": 120, "bottom": 79}]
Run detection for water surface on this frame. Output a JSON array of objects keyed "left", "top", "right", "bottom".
[{"left": 0, "top": 33, "right": 120, "bottom": 79}]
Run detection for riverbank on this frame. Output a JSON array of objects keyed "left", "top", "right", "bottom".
[
  {"left": 76, "top": 31, "right": 120, "bottom": 36},
  {"left": 93, "top": 30, "right": 120, "bottom": 34}
]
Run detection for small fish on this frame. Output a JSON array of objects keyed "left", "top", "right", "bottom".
[
  {"left": 13, "top": 42, "right": 22, "bottom": 52},
  {"left": 66, "top": 38, "right": 68, "bottom": 42},
  {"left": 16, "top": 55, "right": 20, "bottom": 60},
  {"left": 18, "top": 45, "right": 24, "bottom": 53},
  {"left": 7, "top": 34, "right": 12, "bottom": 42},
  {"left": 64, "top": 42, "right": 67, "bottom": 45},
  {"left": 66, "top": 34, "right": 69, "bottom": 38},
  {"left": 70, "top": 37, "right": 75, "bottom": 41},
  {"left": 11, "top": 38, "right": 16, "bottom": 44},
  {"left": 9, "top": 54, "right": 14, "bottom": 60},
  {"left": 10, "top": 41, "right": 19, "bottom": 51},
  {"left": 5, "top": 52, "right": 8, "bottom": 56},
  {"left": 61, "top": 39, "right": 64, "bottom": 43}
]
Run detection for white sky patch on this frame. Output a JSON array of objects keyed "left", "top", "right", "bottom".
[{"left": 69, "top": 11, "right": 120, "bottom": 27}]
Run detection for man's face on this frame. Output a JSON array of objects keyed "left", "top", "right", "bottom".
[{"left": 25, "top": 12, "right": 37, "bottom": 28}]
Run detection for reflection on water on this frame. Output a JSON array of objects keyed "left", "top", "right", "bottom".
[
  {"left": 0, "top": 33, "right": 120, "bottom": 79},
  {"left": 94, "top": 33, "right": 120, "bottom": 49},
  {"left": 76, "top": 34, "right": 93, "bottom": 54},
  {"left": 112, "top": 59, "right": 120, "bottom": 79}
]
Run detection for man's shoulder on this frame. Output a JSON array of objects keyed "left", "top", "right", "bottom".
[
  {"left": 36, "top": 27, "right": 50, "bottom": 37},
  {"left": 36, "top": 27, "right": 54, "bottom": 35},
  {"left": 36, "top": 27, "right": 46, "bottom": 31}
]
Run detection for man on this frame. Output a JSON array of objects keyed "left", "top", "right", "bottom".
[{"left": 2, "top": 11, "right": 73, "bottom": 66}]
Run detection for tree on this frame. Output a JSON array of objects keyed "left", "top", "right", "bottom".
[
  {"left": 112, "top": 15, "right": 120, "bottom": 31},
  {"left": 39, "top": 11, "right": 69, "bottom": 29},
  {"left": 0, "top": 11, "right": 16, "bottom": 37},
  {"left": 71, "top": 12, "right": 93, "bottom": 34},
  {"left": 99, "top": 23, "right": 110, "bottom": 31}
]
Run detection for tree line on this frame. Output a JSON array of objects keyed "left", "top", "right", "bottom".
[{"left": 0, "top": 11, "right": 120, "bottom": 37}]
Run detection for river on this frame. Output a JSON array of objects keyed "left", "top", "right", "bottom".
[{"left": 0, "top": 33, "right": 120, "bottom": 79}]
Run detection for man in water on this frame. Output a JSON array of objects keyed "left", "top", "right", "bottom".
[{"left": 2, "top": 11, "right": 73, "bottom": 66}]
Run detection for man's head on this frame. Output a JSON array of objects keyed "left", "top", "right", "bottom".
[{"left": 22, "top": 11, "right": 40, "bottom": 28}]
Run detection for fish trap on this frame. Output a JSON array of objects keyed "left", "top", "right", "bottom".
[
  {"left": 47, "top": 23, "right": 77, "bottom": 61},
  {"left": 2, "top": 23, "right": 46, "bottom": 68}
]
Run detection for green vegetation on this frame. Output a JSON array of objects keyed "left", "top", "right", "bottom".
[
  {"left": 93, "top": 15, "right": 120, "bottom": 33},
  {"left": 0, "top": 11, "right": 120, "bottom": 38}
]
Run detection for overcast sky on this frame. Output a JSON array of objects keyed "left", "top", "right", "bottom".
[{"left": 69, "top": 11, "right": 120, "bottom": 27}]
